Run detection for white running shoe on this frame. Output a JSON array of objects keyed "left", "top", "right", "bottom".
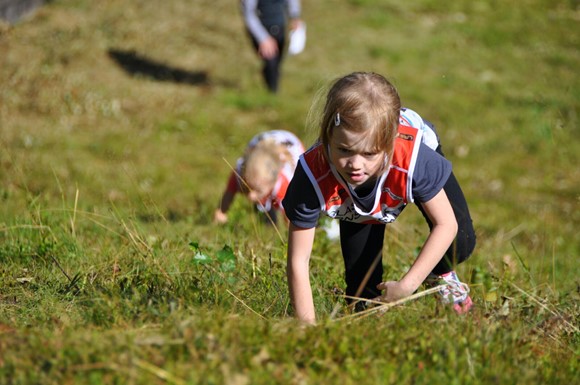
[{"left": 425, "top": 271, "right": 473, "bottom": 314}]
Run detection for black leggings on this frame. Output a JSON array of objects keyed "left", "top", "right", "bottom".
[
  {"left": 248, "top": 23, "right": 286, "bottom": 93},
  {"left": 339, "top": 146, "right": 476, "bottom": 300}
]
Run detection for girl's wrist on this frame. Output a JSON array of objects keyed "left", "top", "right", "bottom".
[{"left": 399, "top": 275, "right": 422, "bottom": 294}]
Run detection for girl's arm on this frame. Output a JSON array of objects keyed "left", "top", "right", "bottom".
[
  {"left": 214, "top": 172, "right": 239, "bottom": 224},
  {"left": 287, "top": 0, "right": 302, "bottom": 31},
  {"left": 287, "top": 223, "right": 317, "bottom": 324},
  {"left": 214, "top": 190, "right": 235, "bottom": 224},
  {"left": 240, "top": 0, "right": 278, "bottom": 59},
  {"left": 376, "top": 189, "right": 458, "bottom": 301},
  {"left": 240, "top": 0, "right": 270, "bottom": 44}
]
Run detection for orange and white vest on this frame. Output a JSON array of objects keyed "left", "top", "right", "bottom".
[
  {"left": 257, "top": 163, "right": 294, "bottom": 212},
  {"left": 299, "top": 124, "right": 422, "bottom": 224}
]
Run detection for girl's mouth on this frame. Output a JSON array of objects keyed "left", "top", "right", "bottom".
[{"left": 348, "top": 173, "right": 365, "bottom": 183}]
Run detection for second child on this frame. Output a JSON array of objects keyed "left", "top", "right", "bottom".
[{"left": 215, "top": 130, "right": 304, "bottom": 225}]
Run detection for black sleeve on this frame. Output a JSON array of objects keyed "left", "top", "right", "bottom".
[
  {"left": 412, "top": 143, "right": 452, "bottom": 203},
  {"left": 282, "top": 162, "right": 322, "bottom": 228}
]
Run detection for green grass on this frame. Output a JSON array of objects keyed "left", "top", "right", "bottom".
[{"left": 1, "top": 0, "right": 579, "bottom": 384}]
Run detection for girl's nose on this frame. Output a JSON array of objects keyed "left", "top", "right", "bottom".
[
  {"left": 347, "top": 155, "right": 362, "bottom": 169},
  {"left": 248, "top": 191, "right": 259, "bottom": 202}
]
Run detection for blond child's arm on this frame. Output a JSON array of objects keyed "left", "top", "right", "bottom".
[
  {"left": 376, "top": 189, "right": 458, "bottom": 301},
  {"left": 287, "top": 223, "right": 317, "bottom": 324},
  {"left": 215, "top": 170, "right": 243, "bottom": 224},
  {"left": 214, "top": 189, "right": 236, "bottom": 224}
]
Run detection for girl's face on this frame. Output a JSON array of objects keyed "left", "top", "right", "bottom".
[
  {"left": 329, "top": 127, "right": 385, "bottom": 187},
  {"left": 245, "top": 176, "right": 275, "bottom": 203}
]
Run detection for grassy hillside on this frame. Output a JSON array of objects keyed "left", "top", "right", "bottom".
[{"left": 1, "top": 0, "right": 578, "bottom": 384}]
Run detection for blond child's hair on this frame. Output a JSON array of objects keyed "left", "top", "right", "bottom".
[
  {"left": 241, "top": 138, "right": 293, "bottom": 193},
  {"left": 318, "top": 72, "right": 401, "bottom": 169}
]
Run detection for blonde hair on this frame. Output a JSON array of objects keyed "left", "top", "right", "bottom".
[
  {"left": 318, "top": 72, "right": 401, "bottom": 167},
  {"left": 241, "top": 139, "right": 291, "bottom": 191}
]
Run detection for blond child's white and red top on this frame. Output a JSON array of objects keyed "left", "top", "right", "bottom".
[{"left": 226, "top": 130, "right": 305, "bottom": 212}]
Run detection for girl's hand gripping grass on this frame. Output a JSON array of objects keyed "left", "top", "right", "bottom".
[{"left": 374, "top": 280, "right": 415, "bottom": 303}]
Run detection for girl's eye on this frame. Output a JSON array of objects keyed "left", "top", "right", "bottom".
[
  {"left": 363, "top": 152, "right": 378, "bottom": 157},
  {"left": 338, "top": 147, "right": 351, "bottom": 154}
]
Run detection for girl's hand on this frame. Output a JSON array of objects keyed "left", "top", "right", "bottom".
[
  {"left": 289, "top": 18, "right": 302, "bottom": 31},
  {"left": 258, "top": 37, "right": 279, "bottom": 60},
  {"left": 214, "top": 209, "right": 228, "bottom": 224},
  {"left": 374, "top": 281, "right": 414, "bottom": 303}
]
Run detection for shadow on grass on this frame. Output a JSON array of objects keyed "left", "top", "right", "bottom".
[{"left": 107, "top": 48, "right": 209, "bottom": 86}]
